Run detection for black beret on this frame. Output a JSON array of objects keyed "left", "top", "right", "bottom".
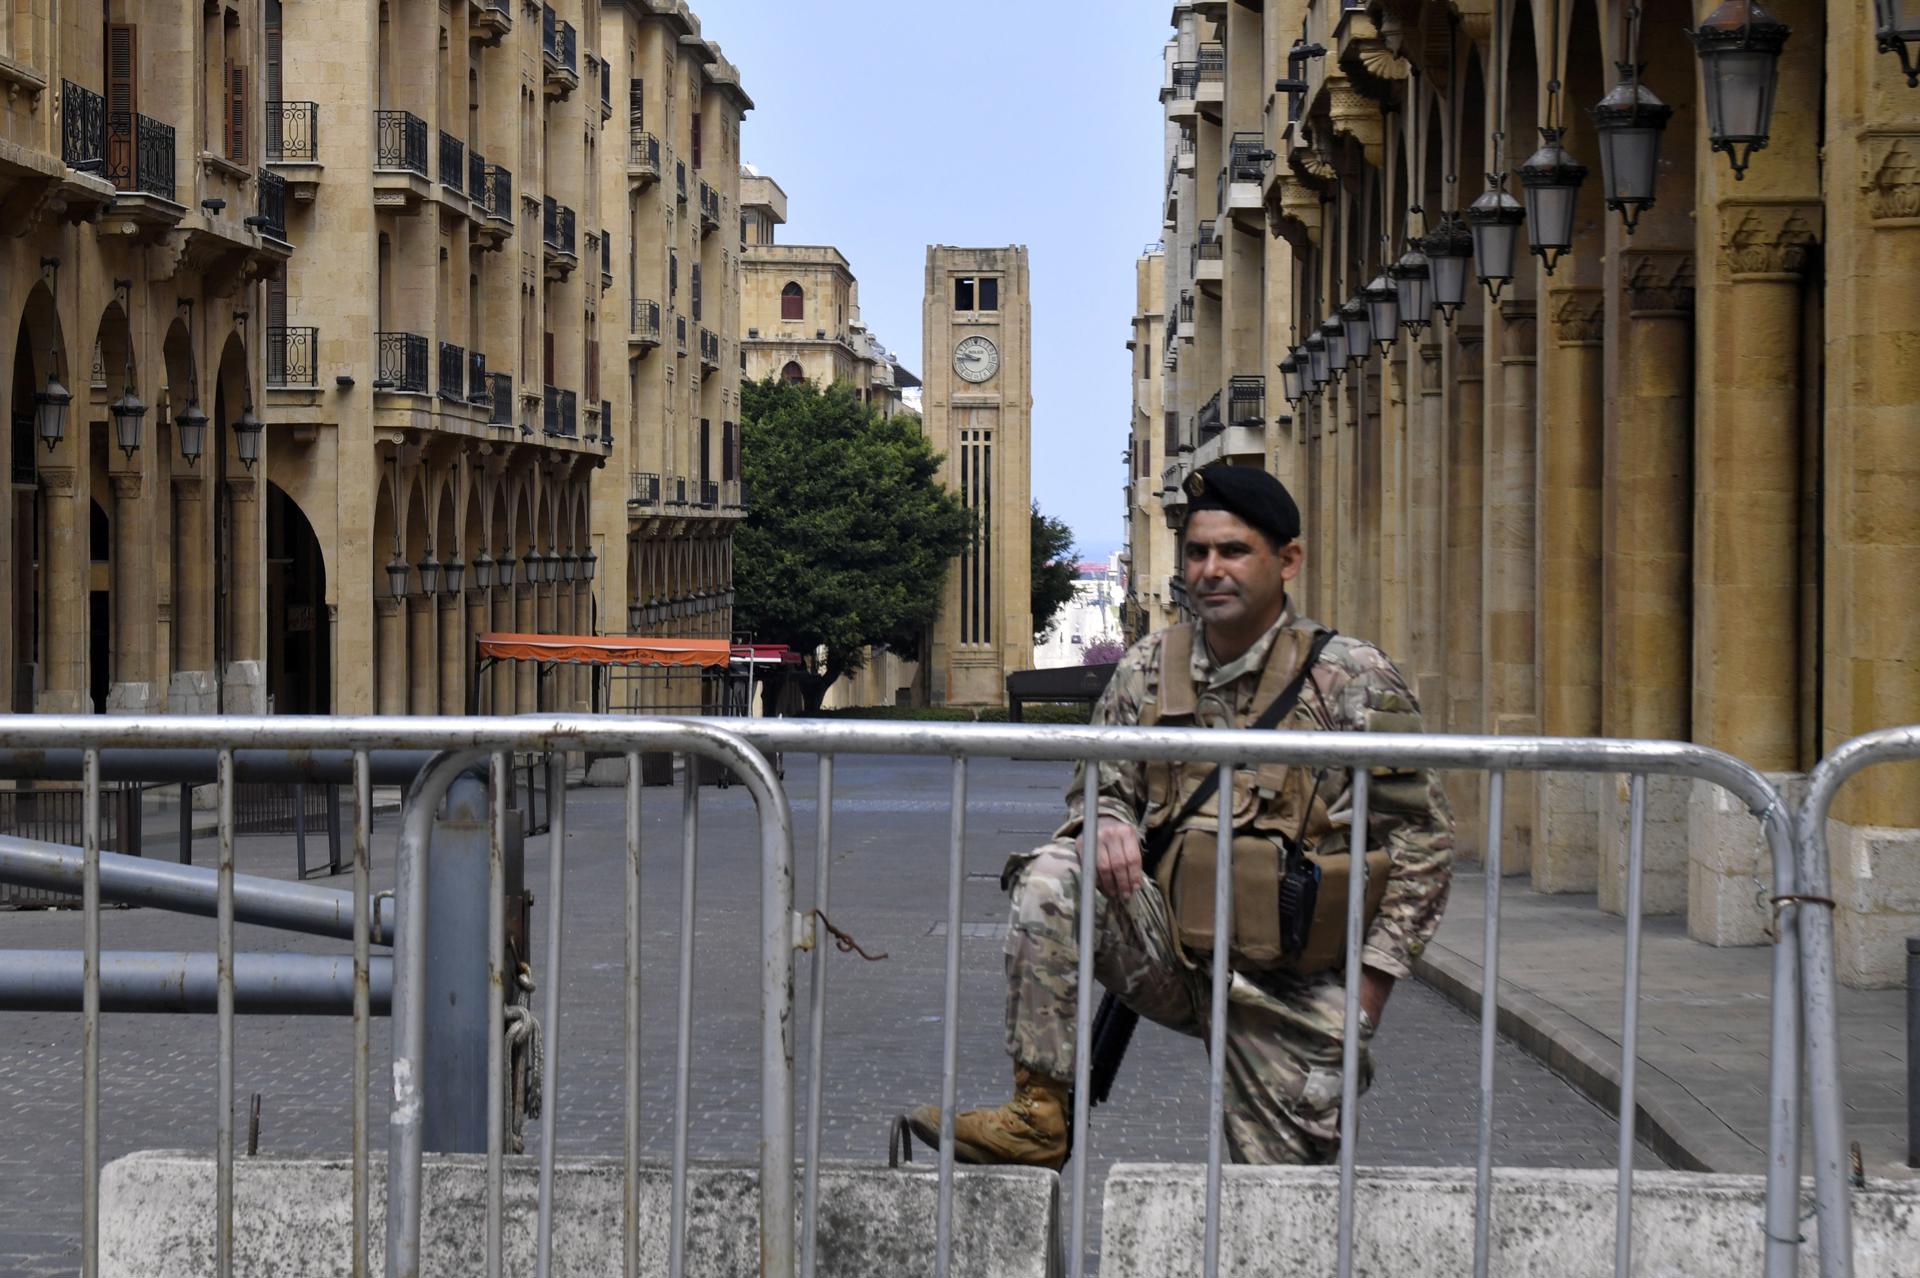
[{"left": 1181, "top": 464, "right": 1301, "bottom": 547}]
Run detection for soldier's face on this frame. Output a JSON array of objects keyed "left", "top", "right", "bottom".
[{"left": 1182, "top": 511, "right": 1302, "bottom": 634}]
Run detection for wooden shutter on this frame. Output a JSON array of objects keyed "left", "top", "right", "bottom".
[
  {"left": 264, "top": 16, "right": 282, "bottom": 106},
  {"left": 225, "top": 62, "right": 248, "bottom": 162},
  {"left": 107, "top": 26, "right": 137, "bottom": 180},
  {"left": 628, "top": 78, "right": 643, "bottom": 127}
]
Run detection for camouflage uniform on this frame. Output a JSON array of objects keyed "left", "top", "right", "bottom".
[{"left": 999, "top": 599, "right": 1454, "bottom": 1164}]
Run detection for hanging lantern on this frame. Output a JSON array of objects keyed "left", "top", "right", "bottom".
[
  {"left": 1693, "top": 0, "right": 1789, "bottom": 179},
  {"left": 1360, "top": 274, "right": 1399, "bottom": 353},
  {"left": 581, "top": 549, "right": 598, "bottom": 582},
  {"left": 561, "top": 553, "right": 579, "bottom": 583},
  {"left": 1338, "top": 297, "right": 1373, "bottom": 365},
  {"left": 1876, "top": 0, "right": 1920, "bottom": 86},
  {"left": 176, "top": 399, "right": 209, "bottom": 466},
  {"left": 1423, "top": 213, "right": 1475, "bottom": 322},
  {"left": 1319, "top": 315, "right": 1347, "bottom": 378},
  {"left": 496, "top": 555, "right": 516, "bottom": 588},
  {"left": 1464, "top": 175, "right": 1526, "bottom": 300},
  {"left": 443, "top": 557, "right": 466, "bottom": 594},
  {"left": 1279, "top": 350, "right": 1305, "bottom": 403},
  {"left": 385, "top": 554, "right": 411, "bottom": 599},
  {"left": 1388, "top": 247, "right": 1431, "bottom": 337},
  {"left": 473, "top": 551, "right": 495, "bottom": 590},
  {"left": 1304, "top": 332, "right": 1330, "bottom": 387},
  {"left": 35, "top": 368, "right": 72, "bottom": 453},
  {"left": 108, "top": 385, "right": 147, "bottom": 459},
  {"left": 417, "top": 553, "right": 441, "bottom": 595},
  {"left": 1591, "top": 68, "right": 1673, "bottom": 233},
  {"left": 232, "top": 404, "right": 265, "bottom": 471},
  {"left": 522, "top": 551, "right": 544, "bottom": 585},
  {"left": 1517, "top": 128, "right": 1588, "bottom": 273},
  {"left": 628, "top": 601, "right": 645, "bottom": 631}
]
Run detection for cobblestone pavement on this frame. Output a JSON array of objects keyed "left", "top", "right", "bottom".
[{"left": 0, "top": 753, "right": 1655, "bottom": 1275}]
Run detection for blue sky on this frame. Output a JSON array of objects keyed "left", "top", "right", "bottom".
[{"left": 707, "top": 0, "right": 1170, "bottom": 564}]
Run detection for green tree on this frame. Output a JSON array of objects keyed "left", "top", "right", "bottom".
[
  {"left": 1030, "top": 503, "right": 1077, "bottom": 643},
  {"left": 736, "top": 377, "right": 973, "bottom": 710}
]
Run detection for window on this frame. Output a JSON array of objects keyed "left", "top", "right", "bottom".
[
  {"left": 979, "top": 277, "right": 999, "bottom": 311},
  {"left": 780, "top": 282, "right": 803, "bottom": 321},
  {"left": 955, "top": 276, "right": 1000, "bottom": 312},
  {"left": 691, "top": 111, "right": 701, "bottom": 168},
  {"left": 669, "top": 249, "right": 678, "bottom": 300},
  {"left": 954, "top": 277, "right": 974, "bottom": 311},
  {"left": 691, "top": 263, "right": 701, "bottom": 321},
  {"left": 780, "top": 361, "right": 804, "bottom": 383},
  {"left": 722, "top": 421, "right": 735, "bottom": 481},
  {"left": 629, "top": 77, "right": 643, "bottom": 127},
  {"left": 224, "top": 58, "right": 248, "bottom": 161}
]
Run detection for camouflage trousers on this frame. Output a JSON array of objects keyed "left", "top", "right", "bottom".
[{"left": 1003, "top": 840, "right": 1374, "bottom": 1165}]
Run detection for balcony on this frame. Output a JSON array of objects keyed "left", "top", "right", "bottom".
[
  {"left": 1167, "top": 61, "right": 1198, "bottom": 123},
  {"left": 600, "top": 230, "right": 612, "bottom": 291},
  {"left": 674, "top": 313, "right": 688, "bottom": 357},
  {"left": 629, "top": 299, "right": 661, "bottom": 354},
  {"left": 541, "top": 8, "right": 579, "bottom": 98},
  {"left": 699, "top": 481, "right": 719, "bottom": 510},
  {"left": 698, "top": 180, "right": 719, "bottom": 234},
  {"left": 1177, "top": 291, "right": 1195, "bottom": 340},
  {"left": 473, "top": 0, "right": 512, "bottom": 43},
  {"left": 62, "top": 81, "right": 105, "bottom": 172},
  {"left": 375, "top": 332, "right": 430, "bottom": 394},
  {"left": 630, "top": 471, "right": 661, "bottom": 508},
  {"left": 1227, "top": 375, "right": 1265, "bottom": 428},
  {"left": 1196, "top": 42, "right": 1225, "bottom": 115},
  {"left": 468, "top": 149, "right": 487, "bottom": 207},
  {"left": 467, "top": 351, "right": 490, "bottom": 408},
  {"left": 255, "top": 168, "right": 288, "bottom": 242},
  {"left": 599, "top": 56, "right": 612, "bottom": 118},
  {"left": 439, "top": 131, "right": 464, "bottom": 196},
  {"left": 542, "top": 385, "right": 578, "bottom": 438},
  {"left": 699, "top": 327, "right": 720, "bottom": 371},
  {"left": 599, "top": 398, "right": 613, "bottom": 447},
  {"left": 541, "top": 196, "right": 577, "bottom": 279},
  {"left": 1193, "top": 221, "right": 1223, "bottom": 293},
  {"left": 488, "top": 372, "right": 514, "bottom": 426},
  {"left": 477, "top": 164, "right": 512, "bottom": 247},
  {"left": 374, "top": 110, "right": 429, "bottom": 210},
  {"left": 265, "top": 100, "right": 321, "bottom": 203},
  {"left": 666, "top": 475, "right": 689, "bottom": 508},
  {"left": 628, "top": 130, "right": 660, "bottom": 188},
  {"left": 106, "top": 111, "right": 178, "bottom": 204},
  {"left": 267, "top": 326, "right": 317, "bottom": 387},
  {"left": 1226, "top": 132, "right": 1271, "bottom": 228},
  {"left": 438, "top": 341, "right": 466, "bottom": 403},
  {"left": 675, "top": 160, "right": 687, "bottom": 204}
]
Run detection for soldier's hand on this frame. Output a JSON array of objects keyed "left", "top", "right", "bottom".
[{"left": 1094, "top": 817, "right": 1144, "bottom": 901}]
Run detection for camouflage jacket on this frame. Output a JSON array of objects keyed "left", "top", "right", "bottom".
[{"left": 1053, "top": 599, "right": 1454, "bottom": 979}]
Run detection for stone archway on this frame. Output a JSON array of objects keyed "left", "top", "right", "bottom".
[
  {"left": 10, "top": 281, "right": 71, "bottom": 713},
  {"left": 266, "top": 482, "right": 331, "bottom": 713}
]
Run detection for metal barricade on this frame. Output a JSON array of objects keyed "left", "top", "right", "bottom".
[
  {"left": 0, "top": 716, "right": 793, "bottom": 1278},
  {"left": 1794, "top": 726, "right": 1920, "bottom": 1278},
  {"left": 722, "top": 719, "right": 1812, "bottom": 1278}
]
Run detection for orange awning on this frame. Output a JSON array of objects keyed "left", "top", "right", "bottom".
[{"left": 475, "top": 633, "right": 733, "bottom": 669}]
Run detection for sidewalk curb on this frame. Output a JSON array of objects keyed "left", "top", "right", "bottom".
[{"left": 1414, "top": 943, "right": 1764, "bottom": 1174}]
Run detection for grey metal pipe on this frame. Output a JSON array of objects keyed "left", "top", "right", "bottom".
[
  {"left": 535, "top": 753, "right": 569, "bottom": 1278},
  {"left": 0, "top": 949, "right": 392, "bottom": 1013},
  {"left": 353, "top": 752, "right": 373, "bottom": 1278},
  {"left": 934, "top": 757, "right": 968, "bottom": 1278},
  {"left": 800, "top": 755, "right": 835, "bottom": 1278},
  {"left": 1068, "top": 762, "right": 1099, "bottom": 1278},
  {"left": 81, "top": 751, "right": 100, "bottom": 1278},
  {"left": 487, "top": 752, "right": 510, "bottom": 1278},
  {"left": 1334, "top": 771, "right": 1371, "bottom": 1278},
  {"left": 425, "top": 773, "right": 493, "bottom": 1153},
  {"left": 1472, "top": 773, "right": 1506, "bottom": 1278},
  {"left": 622, "top": 750, "right": 643, "bottom": 1278},
  {"left": 1202, "top": 768, "right": 1234, "bottom": 1278},
  {"left": 217, "top": 750, "right": 235, "bottom": 1278},
  {"left": 668, "top": 758, "right": 699, "bottom": 1278},
  {"left": 1615, "top": 775, "right": 1649, "bottom": 1278},
  {"left": 0, "top": 834, "right": 398, "bottom": 944},
  {"left": 1910, "top": 939, "right": 1920, "bottom": 1170},
  {"left": 0, "top": 747, "right": 436, "bottom": 784}
]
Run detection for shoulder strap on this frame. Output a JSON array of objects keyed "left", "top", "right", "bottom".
[
  {"left": 1142, "top": 627, "right": 1337, "bottom": 866},
  {"left": 1149, "top": 623, "right": 1198, "bottom": 722}
]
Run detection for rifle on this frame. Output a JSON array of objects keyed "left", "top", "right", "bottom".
[{"left": 1084, "top": 628, "right": 1334, "bottom": 1108}]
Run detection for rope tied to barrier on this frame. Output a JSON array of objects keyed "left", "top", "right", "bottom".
[{"left": 811, "top": 909, "right": 888, "bottom": 962}]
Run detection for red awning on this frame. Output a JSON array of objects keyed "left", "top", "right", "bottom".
[
  {"left": 730, "top": 644, "right": 803, "bottom": 666},
  {"left": 475, "top": 634, "right": 733, "bottom": 669}
]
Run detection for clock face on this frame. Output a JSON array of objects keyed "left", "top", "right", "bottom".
[{"left": 953, "top": 335, "right": 999, "bottom": 384}]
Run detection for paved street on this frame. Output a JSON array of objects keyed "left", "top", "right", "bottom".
[{"left": 0, "top": 754, "right": 1650, "bottom": 1276}]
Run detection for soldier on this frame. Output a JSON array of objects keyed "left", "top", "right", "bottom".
[{"left": 908, "top": 463, "right": 1454, "bottom": 1168}]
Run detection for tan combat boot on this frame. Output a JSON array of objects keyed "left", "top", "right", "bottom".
[{"left": 906, "top": 1066, "right": 1071, "bottom": 1171}]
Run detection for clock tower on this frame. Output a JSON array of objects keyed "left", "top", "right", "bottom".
[{"left": 922, "top": 246, "right": 1033, "bottom": 706}]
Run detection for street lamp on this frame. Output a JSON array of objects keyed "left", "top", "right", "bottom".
[
  {"left": 495, "top": 555, "right": 515, "bottom": 589},
  {"left": 1518, "top": 128, "right": 1587, "bottom": 273},
  {"left": 416, "top": 553, "right": 440, "bottom": 596},
  {"left": 385, "top": 554, "right": 411, "bottom": 599},
  {"left": 1319, "top": 315, "right": 1347, "bottom": 379},
  {"left": 1389, "top": 247, "right": 1431, "bottom": 337},
  {"left": 1423, "top": 212, "right": 1474, "bottom": 322},
  {"left": 108, "top": 384, "right": 146, "bottom": 460},
  {"left": 581, "top": 549, "right": 598, "bottom": 582},
  {"left": 1304, "top": 332, "right": 1330, "bottom": 388},
  {"left": 1591, "top": 67, "right": 1673, "bottom": 233},
  {"left": 628, "top": 601, "right": 645, "bottom": 632},
  {"left": 1338, "top": 297, "right": 1373, "bottom": 365},
  {"left": 442, "top": 557, "right": 465, "bottom": 594},
  {"left": 473, "top": 551, "right": 495, "bottom": 590},
  {"left": 232, "top": 404, "right": 264, "bottom": 471},
  {"left": 561, "top": 553, "right": 578, "bottom": 583},
  {"left": 1694, "top": 0, "right": 1790, "bottom": 179},
  {"left": 1876, "top": 0, "right": 1920, "bottom": 86},
  {"left": 1464, "top": 175, "right": 1526, "bottom": 301},
  {"left": 1279, "top": 350, "right": 1305, "bottom": 403},
  {"left": 1360, "top": 274, "right": 1399, "bottom": 353},
  {"left": 35, "top": 358, "right": 71, "bottom": 454},
  {"left": 522, "top": 551, "right": 544, "bottom": 585},
  {"left": 176, "top": 399, "right": 209, "bottom": 466}
]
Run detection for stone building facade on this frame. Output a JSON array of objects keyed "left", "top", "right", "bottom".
[
  {"left": 3, "top": 0, "right": 751, "bottom": 724},
  {"left": 1126, "top": 0, "right": 1920, "bottom": 986},
  {"left": 1119, "top": 243, "right": 1177, "bottom": 639},
  {"left": 923, "top": 245, "right": 1033, "bottom": 706},
  {"left": 3, "top": 0, "right": 289, "bottom": 718}
]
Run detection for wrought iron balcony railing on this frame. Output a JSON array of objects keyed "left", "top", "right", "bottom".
[
  {"left": 439, "top": 131, "right": 464, "bottom": 194},
  {"left": 481, "top": 164, "right": 511, "bottom": 218},
  {"left": 699, "top": 328, "right": 720, "bottom": 368},
  {"left": 541, "top": 5, "right": 557, "bottom": 59},
  {"left": 1195, "top": 223, "right": 1222, "bottom": 264},
  {"left": 375, "top": 110, "right": 428, "bottom": 177},
  {"left": 438, "top": 341, "right": 466, "bottom": 402},
  {"left": 106, "top": 112, "right": 177, "bottom": 201},
  {"left": 267, "top": 326, "right": 317, "bottom": 386},
  {"left": 631, "top": 472, "right": 660, "bottom": 505},
  {"left": 542, "top": 197, "right": 576, "bottom": 255},
  {"left": 675, "top": 160, "right": 687, "bottom": 202},
  {"left": 543, "top": 386, "right": 578, "bottom": 437},
  {"left": 1229, "top": 131, "right": 1273, "bottom": 184},
  {"left": 62, "top": 81, "right": 105, "bottom": 172},
  {"left": 1169, "top": 62, "right": 1198, "bottom": 100},
  {"left": 628, "top": 130, "right": 660, "bottom": 178},
  {"left": 467, "top": 351, "right": 490, "bottom": 406},
  {"left": 468, "top": 149, "right": 487, "bottom": 203},
  {"left": 599, "top": 57, "right": 611, "bottom": 112},
  {"left": 1227, "top": 375, "right": 1265, "bottom": 427},
  {"left": 601, "top": 398, "right": 612, "bottom": 446},
  {"left": 1198, "top": 43, "right": 1225, "bottom": 81},
  {"left": 489, "top": 372, "right": 514, "bottom": 425},
  {"left": 267, "top": 100, "right": 318, "bottom": 162},
  {"left": 700, "top": 481, "right": 719, "bottom": 509},
  {"left": 631, "top": 299, "right": 661, "bottom": 343},
  {"left": 1180, "top": 292, "right": 1195, "bottom": 324},
  {"left": 256, "top": 168, "right": 287, "bottom": 239},
  {"left": 699, "top": 180, "right": 719, "bottom": 229},
  {"left": 557, "top": 22, "right": 577, "bottom": 73},
  {"left": 675, "top": 313, "right": 688, "bottom": 355},
  {"left": 375, "top": 331, "right": 430, "bottom": 393},
  {"left": 667, "top": 475, "right": 688, "bottom": 507}
]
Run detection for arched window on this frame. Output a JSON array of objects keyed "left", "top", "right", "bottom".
[
  {"left": 780, "top": 361, "right": 805, "bottom": 384},
  {"left": 780, "top": 281, "right": 804, "bottom": 321}
]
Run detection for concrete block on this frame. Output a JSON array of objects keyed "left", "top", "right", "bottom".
[
  {"left": 223, "top": 661, "right": 267, "bottom": 714},
  {"left": 1099, "top": 1164, "right": 1920, "bottom": 1277},
  {"left": 585, "top": 755, "right": 630, "bottom": 787},
  {"left": 1829, "top": 818, "right": 1920, "bottom": 987},
  {"left": 1686, "top": 772, "right": 1803, "bottom": 948},
  {"left": 1600, "top": 773, "right": 1689, "bottom": 917},
  {"left": 1533, "top": 771, "right": 1600, "bottom": 894},
  {"left": 168, "top": 669, "right": 218, "bottom": 715},
  {"left": 100, "top": 1151, "right": 1058, "bottom": 1278},
  {"left": 105, "top": 681, "right": 156, "bottom": 714}
]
